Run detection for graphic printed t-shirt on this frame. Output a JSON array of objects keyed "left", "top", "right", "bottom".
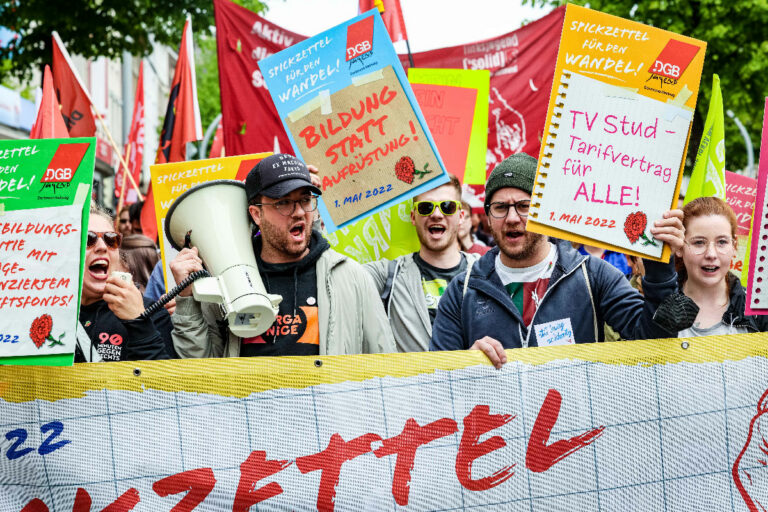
[
  {"left": 413, "top": 252, "right": 467, "bottom": 324},
  {"left": 494, "top": 243, "right": 558, "bottom": 327},
  {"left": 240, "top": 232, "right": 328, "bottom": 357},
  {"left": 240, "top": 261, "right": 320, "bottom": 357}
]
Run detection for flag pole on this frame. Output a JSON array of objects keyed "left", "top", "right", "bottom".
[
  {"left": 96, "top": 114, "right": 144, "bottom": 201},
  {"left": 405, "top": 38, "right": 414, "bottom": 68},
  {"left": 52, "top": 31, "right": 144, "bottom": 201},
  {"left": 114, "top": 142, "right": 132, "bottom": 231}
]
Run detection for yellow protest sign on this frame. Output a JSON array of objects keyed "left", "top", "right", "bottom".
[
  {"left": 527, "top": 4, "right": 706, "bottom": 262},
  {"left": 150, "top": 153, "right": 271, "bottom": 291}
]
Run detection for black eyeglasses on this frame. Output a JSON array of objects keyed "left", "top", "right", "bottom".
[
  {"left": 87, "top": 231, "right": 122, "bottom": 249},
  {"left": 253, "top": 195, "right": 319, "bottom": 216},
  {"left": 414, "top": 200, "right": 461, "bottom": 216},
  {"left": 488, "top": 200, "right": 531, "bottom": 219}
]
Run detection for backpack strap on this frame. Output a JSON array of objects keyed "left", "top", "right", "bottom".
[
  {"left": 581, "top": 263, "right": 598, "bottom": 341},
  {"left": 462, "top": 259, "right": 475, "bottom": 297},
  {"left": 380, "top": 259, "right": 398, "bottom": 312}
]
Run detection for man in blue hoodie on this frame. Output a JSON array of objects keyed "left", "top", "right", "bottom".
[{"left": 430, "top": 153, "right": 685, "bottom": 368}]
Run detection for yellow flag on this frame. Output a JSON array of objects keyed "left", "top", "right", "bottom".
[{"left": 684, "top": 74, "right": 726, "bottom": 204}]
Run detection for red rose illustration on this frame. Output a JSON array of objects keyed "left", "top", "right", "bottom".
[
  {"left": 624, "top": 211, "right": 658, "bottom": 247},
  {"left": 395, "top": 156, "right": 432, "bottom": 184},
  {"left": 395, "top": 156, "right": 416, "bottom": 184},
  {"left": 29, "top": 314, "right": 64, "bottom": 349}
]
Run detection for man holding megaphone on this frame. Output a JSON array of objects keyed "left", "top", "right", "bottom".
[{"left": 169, "top": 153, "right": 396, "bottom": 358}]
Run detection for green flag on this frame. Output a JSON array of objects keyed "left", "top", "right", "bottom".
[{"left": 684, "top": 74, "right": 726, "bottom": 204}]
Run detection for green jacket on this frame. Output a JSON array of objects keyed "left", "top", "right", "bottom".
[
  {"left": 172, "top": 248, "right": 396, "bottom": 357},
  {"left": 366, "top": 252, "right": 481, "bottom": 352}
]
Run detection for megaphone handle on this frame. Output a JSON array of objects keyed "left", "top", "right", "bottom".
[
  {"left": 140, "top": 269, "right": 211, "bottom": 319},
  {"left": 184, "top": 230, "right": 192, "bottom": 249}
]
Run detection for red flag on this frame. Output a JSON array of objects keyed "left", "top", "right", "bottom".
[
  {"left": 209, "top": 122, "right": 225, "bottom": 158},
  {"left": 51, "top": 31, "right": 97, "bottom": 137},
  {"left": 116, "top": 62, "right": 145, "bottom": 201},
  {"left": 359, "top": 0, "right": 408, "bottom": 43},
  {"left": 30, "top": 65, "right": 69, "bottom": 139},
  {"left": 142, "top": 18, "right": 202, "bottom": 240},
  {"left": 214, "top": 0, "right": 305, "bottom": 157}
]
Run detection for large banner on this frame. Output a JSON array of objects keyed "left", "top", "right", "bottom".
[
  {"left": 214, "top": 0, "right": 565, "bottom": 176},
  {"left": 1, "top": 334, "right": 767, "bottom": 510},
  {"left": 0, "top": 138, "right": 94, "bottom": 366}
]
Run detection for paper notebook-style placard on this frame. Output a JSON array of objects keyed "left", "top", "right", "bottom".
[
  {"left": 527, "top": 4, "right": 706, "bottom": 262},
  {"left": 745, "top": 98, "right": 768, "bottom": 315}
]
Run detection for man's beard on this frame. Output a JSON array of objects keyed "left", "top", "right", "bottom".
[
  {"left": 259, "top": 215, "right": 311, "bottom": 259},
  {"left": 492, "top": 223, "right": 545, "bottom": 263}
]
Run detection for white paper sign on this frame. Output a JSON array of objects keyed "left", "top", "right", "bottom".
[{"left": 0, "top": 204, "right": 83, "bottom": 357}]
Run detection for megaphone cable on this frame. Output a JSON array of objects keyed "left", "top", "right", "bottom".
[{"left": 140, "top": 270, "right": 211, "bottom": 319}]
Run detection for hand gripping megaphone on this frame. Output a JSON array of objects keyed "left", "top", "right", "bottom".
[{"left": 164, "top": 180, "right": 281, "bottom": 337}]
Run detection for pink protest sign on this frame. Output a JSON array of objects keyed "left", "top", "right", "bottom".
[
  {"left": 411, "top": 83, "right": 477, "bottom": 182},
  {"left": 746, "top": 98, "right": 768, "bottom": 315},
  {"left": 725, "top": 171, "right": 757, "bottom": 276}
]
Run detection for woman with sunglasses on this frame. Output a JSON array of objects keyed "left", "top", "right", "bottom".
[
  {"left": 77, "top": 208, "right": 174, "bottom": 362},
  {"left": 674, "top": 197, "right": 768, "bottom": 337}
]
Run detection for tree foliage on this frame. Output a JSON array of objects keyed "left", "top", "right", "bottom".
[{"left": 526, "top": 0, "right": 768, "bottom": 173}]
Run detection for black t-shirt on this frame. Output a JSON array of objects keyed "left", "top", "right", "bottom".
[
  {"left": 412, "top": 252, "right": 467, "bottom": 324},
  {"left": 78, "top": 297, "right": 174, "bottom": 362},
  {"left": 239, "top": 231, "right": 327, "bottom": 357}
]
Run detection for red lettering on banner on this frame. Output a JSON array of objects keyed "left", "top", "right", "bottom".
[
  {"left": 374, "top": 417, "right": 458, "bottom": 506},
  {"left": 20, "top": 499, "right": 49, "bottom": 512},
  {"left": 18, "top": 390, "right": 609, "bottom": 507},
  {"left": 525, "top": 389, "right": 605, "bottom": 473},
  {"left": 455, "top": 405, "right": 516, "bottom": 491},
  {"left": 233, "top": 450, "right": 292, "bottom": 510},
  {"left": 152, "top": 468, "right": 216, "bottom": 511},
  {"left": 296, "top": 433, "right": 383, "bottom": 511}
]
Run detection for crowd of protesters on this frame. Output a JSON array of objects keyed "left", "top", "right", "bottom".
[{"left": 77, "top": 152, "right": 766, "bottom": 365}]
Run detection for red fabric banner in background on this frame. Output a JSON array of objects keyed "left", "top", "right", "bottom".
[
  {"left": 115, "top": 62, "right": 144, "bottom": 201},
  {"left": 30, "top": 65, "right": 69, "bottom": 139},
  {"left": 51, "top": 32, "right": 97, "bottom": 137},
  {"left": 215, "top": 0, "right": 564, "bottom": 180},
  {"left": 359, "top": 0, "right": 409, "bottom": 43},
  {"left": 214, "top": 0, "right": 306, "bottom": 158}
]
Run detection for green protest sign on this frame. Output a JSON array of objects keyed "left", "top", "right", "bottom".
[{"left": 0, "top": 137, "right": 94, "bottom": 366}]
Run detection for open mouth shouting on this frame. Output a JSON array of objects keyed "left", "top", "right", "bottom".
[
  {"left": 289, "top": 221, "right": 308, "bottom": 242},
  {"left": 427, "top": 224, "right": 447, "bottom": 239},
  {"left": 504, "top": 229, "right": 525, "bottom": 244},
  {"left": 700, "top": 265, "right": 720, "bottom": 276},
  {"left": 88, "top": 258, "right": 110, "bottom": 281}
]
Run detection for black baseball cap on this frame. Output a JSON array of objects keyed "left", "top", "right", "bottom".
[{"left": 245, "top": 153, "right": 322, "bottom": 201}]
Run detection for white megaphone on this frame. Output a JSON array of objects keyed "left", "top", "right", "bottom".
[{"left": 165, "top": 180, "right": 281, "bottom": 337}]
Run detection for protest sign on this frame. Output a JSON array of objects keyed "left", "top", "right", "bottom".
[
  {"left": 150, "top": 153, "right": 270, "bottom": 292},
  {"left": 725, "top": 171, "right": 757, "bottom": 280},
  {"left": 408, "top": 68, "right": 490, "bottom": 185},
  {"left": 0, "top": 138, "right": 94, "bottom": 366},
  {"left": 526, "top": 4, "right": 706, "bottom": 262},
  {"left": 1, "top": 333, "right": 768, "bottom": 510},
  {"left": 410, "top": 83, "right": 475, "bottom": 181},
  {"left": 746, "top": 99, "right": 768, "bottom": 315},
  {"left": 259, "top": 11, "right": 448, "bottom": 232},
  {"left": 325, "top": 197, "right": 419, "bottom": 263}
]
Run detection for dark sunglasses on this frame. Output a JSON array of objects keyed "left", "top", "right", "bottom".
[
  {"left": 414, "top": 200, "right": 461, "bottom": 216},
  {"left": 87, "top": 231, "right": 122, "bottom": 249}
]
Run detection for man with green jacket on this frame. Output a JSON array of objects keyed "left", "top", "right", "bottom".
[
  {"left": 170, "top": 154, "right": 396, "bottom": 357},
  {"left": 366, "top": 174, "right": 480, "bottom": 352}
]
